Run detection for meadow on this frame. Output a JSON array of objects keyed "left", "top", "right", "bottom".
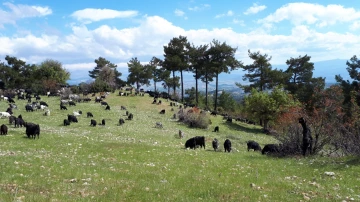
[{"left": 0, "top": 92, "right": 359, "bottom": 202}]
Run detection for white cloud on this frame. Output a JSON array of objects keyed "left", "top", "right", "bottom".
[
  {"left": 350, "top": 21, "right": 360, "bottom": 31},
  {"left": 64, "top": 63, "right": 94, "bottom": 70},
  {"left": 0, "top": 14, "right": 360, "bottom": 75},
  {"left": 244, "top": 3, "right": 266, "bottom": 15},
  {"left": 188, "top": 4, "right": 210, "bottom": 11},
  {"left": 259, "top": 3, "right": 360, "bottom": 28},
  {"left": 215, "top": 10, "right": 234, "bottom": 18},
  {"left": 174, "top": 9, "right": 185, "bottom": 17},
  {"left": 71, "top": 8, "right": 138, "bottom": 23},
  {"left": 0, "top": 2, "right": 52, "bottom": 27},
  {"left": 232, "top": 19, "right": 245, "bottom": 26}
]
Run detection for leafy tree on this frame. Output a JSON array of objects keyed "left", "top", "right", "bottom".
[
  {"left": 217, "top": 90, "right": 237, "bottom": 112},
  {"left": 0, "top": 56, "right": 37, "bottom": 89},
  {"left": 36, "top": 59, "right": 70, "bottom": 92},
  {"left": 163, "top": 35, "right": 190, "bottom": 102},
  {"left": 90, "top": 78, "right": 112, "bottom": 93},
  {"left": 243, "top": 86, "right": 299, "bottom": 129},
  {"left": 99, "top": 66, "right": 116, "bottom": 89},
  {"left": 237, "top": 50, "right": 274, "bottom": 92},
  {"left": 336, "top": 55, "right": 360, "bottom": 118},
  {"left": 161, "top": 76, "right": 179, "bottom": 97},
  {"left": 88, "top": 57, "right": 123, "bottom": 90},
  {"left": 284, "top": 55, "right": 325, "bottom": 108},
  {"left": 199, "top": 54, "right": 215, "bottom": 110},
  {"left": 78, "top": 82, "right": 92, "bottom": 94},
  {"left": 37, "top": 59, "right": 70, "bottom": 84},
  {"left": 207, "top": 39, "right": 242, "bottom": 110},
  {"left": 89, "top": 57, "right": 117, "bottom": 79},
  {"left": 127, "top": 57, "right": 152, "bottom": 90},
  {"left": 189, "top": 43, "right": 209, "bottom": 105},
  {"left": 185, "top": 87, "right": 197, "bottom": 105},
  {"left": 147, "top": 57, "right": 168, "bottom": 92}
]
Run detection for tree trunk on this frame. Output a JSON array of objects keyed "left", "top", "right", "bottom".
[
  {"left": 195, "top": 68, "right": 198, "bottom": 105},
  {"left": 205, "top": 74, "right": 208, "bottom": 110},
  {"left": 154, "top": 79, "right": 157, "bottom": 92},
  {"left": 214, "top": 73, "right": 219, "bottom": 110},
  {"left": 172, "top": 71, "right": 176, "bottom": 96},
  {"left": 180, "top": 70, "right": 184, "bottom": 103},
  {"left": 263, "top": 119, "right": 269, "bottom": 130}
]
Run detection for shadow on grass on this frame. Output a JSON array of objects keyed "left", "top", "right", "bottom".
[
  {"left": 221, "top": 121, "right": 263, "bottom": 134},
  {"left": 344, "top": 157, "right": 360, "bottom": 166}
]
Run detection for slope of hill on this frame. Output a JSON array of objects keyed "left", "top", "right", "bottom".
[{"left": 0, "top": 92, "right": 358, "bottom": 201}]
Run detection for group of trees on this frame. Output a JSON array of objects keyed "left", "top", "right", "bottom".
[
  {"left": 125, "top": 36, "right": 242, "bottom": 111},
  {"left": 0, "top": 56, "right": 70, "bottom": 94}
]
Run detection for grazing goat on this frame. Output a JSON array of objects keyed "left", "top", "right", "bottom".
[
  {"left": 155, "top": 122, "right": 163, "bottom": 128},
  {"left": 60, "top": 105, "right": 67, "bottom": 110},
  {"left": 213, "top": 126, "right": 219, "bottom": 132},
  {"left": 247, "top": 140, "right": 262, "bottom": 152},
  {"left": 185, "top": 136, "right": 206, "bottom": 149},
  {"left": 44, "top": 109, "right": 50, "bottom": 116},
  {"left": 262, "top": 144, "right": 279, "bottom": 155},
  {"left": 73, "top": 111, "right": 81, "bottom": 116},
  {"left": 39, "top": 101, "right": 48, "bottom": 107},
  {"left": 119, "top": 118, "right": 125, "bottom": 125},
  {"left": 224, "top": 139, "right": 232, "bottom": 153},
  {"left": 299, "top": 117, "right": 313, "bottom": 156},
  {"left": 0, "top": 112, "right": 11, "bottom": 118},
  {"left": 87, "top": 112, "right": 93, "bottom": 118},
  {"left": 25, "top": 123, "right": 40, "bottom": 139},
  {"left": 68, "top": 101, "right": 76, "bottom": 106},
  {"left": 212, "top": 138, "right": 219, "bottom": 151},
  {"left": 67, "top": 114, "right": 78, "bottom": 123},
  {"left": 101, "top": 119, "right": 105, "bottom": 126},
  {"left": 15, "top": 117, "right": 25, "bottom": 128},
  {"left": 90, "top": 119, "right": 97, "bottom": 127},
  {"left": 63, "top": 119, "right": 70, "bottom": 126},
  {"left": 9, "top": 115, "right": 16, "bottom": 124},
  {"left": 159, "top": 109, "right": 165, "bottom": 114},
  {"left": 0, "top": 124, "right": 8, "bottom": 135},
  {"left": 25, "top": 105, "right": 34, "bottom": 112}
]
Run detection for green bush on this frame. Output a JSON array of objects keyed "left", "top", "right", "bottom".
[{"left": 178, "top": 109, "right": 211, "bottom": 129}]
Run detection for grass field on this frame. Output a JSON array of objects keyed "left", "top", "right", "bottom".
[{"left": 0, "top": 92, "right": 359, "bottom": 201}]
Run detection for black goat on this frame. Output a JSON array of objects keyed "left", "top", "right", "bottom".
[
  {"left": 212, "top": 138, "right": 219, "bottom": 151},
  {"left": 224, "top": 139, "right": 232, "bottom": 153},
  {"left": 247, "top": 140, "right": 262, "bottom": 152}
]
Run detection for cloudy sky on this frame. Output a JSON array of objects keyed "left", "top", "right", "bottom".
[{"left": 0, "top": 0, "right": 359, "bottom": 84}]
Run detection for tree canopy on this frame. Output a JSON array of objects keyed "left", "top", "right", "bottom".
[
  {"left": 237, "top": 50, "right": 273, "bottom": 92},
  {"left": 127, "top": 57, "right": 152, "bottom": 90}
]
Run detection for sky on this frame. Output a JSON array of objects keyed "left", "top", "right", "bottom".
[{"left": 0, "top": 0, "right": 360, "bottom": 84}]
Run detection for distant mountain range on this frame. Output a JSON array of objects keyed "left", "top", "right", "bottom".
[{"left": 67, "top": 59, "right": 350, "bottom": 91}]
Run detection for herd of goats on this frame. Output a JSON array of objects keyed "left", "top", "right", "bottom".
[{"left": 0, "top": 89, "right": 313, "bottom": 157}]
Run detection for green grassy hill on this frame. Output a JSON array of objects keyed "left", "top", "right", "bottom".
[{"left": 0, "top": 92, "right": 359, "bottom": 201}]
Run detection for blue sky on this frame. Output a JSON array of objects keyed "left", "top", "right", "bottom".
[{"left": 1, "top": 0, "right": 360, "bottom": 84}]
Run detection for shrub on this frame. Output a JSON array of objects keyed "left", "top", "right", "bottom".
[
  {"left": 178, "top": 108, "right": 211, "bottom": 129},
  {"left": 273, "top": 124, "right": 302, "bottom": 156}
]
